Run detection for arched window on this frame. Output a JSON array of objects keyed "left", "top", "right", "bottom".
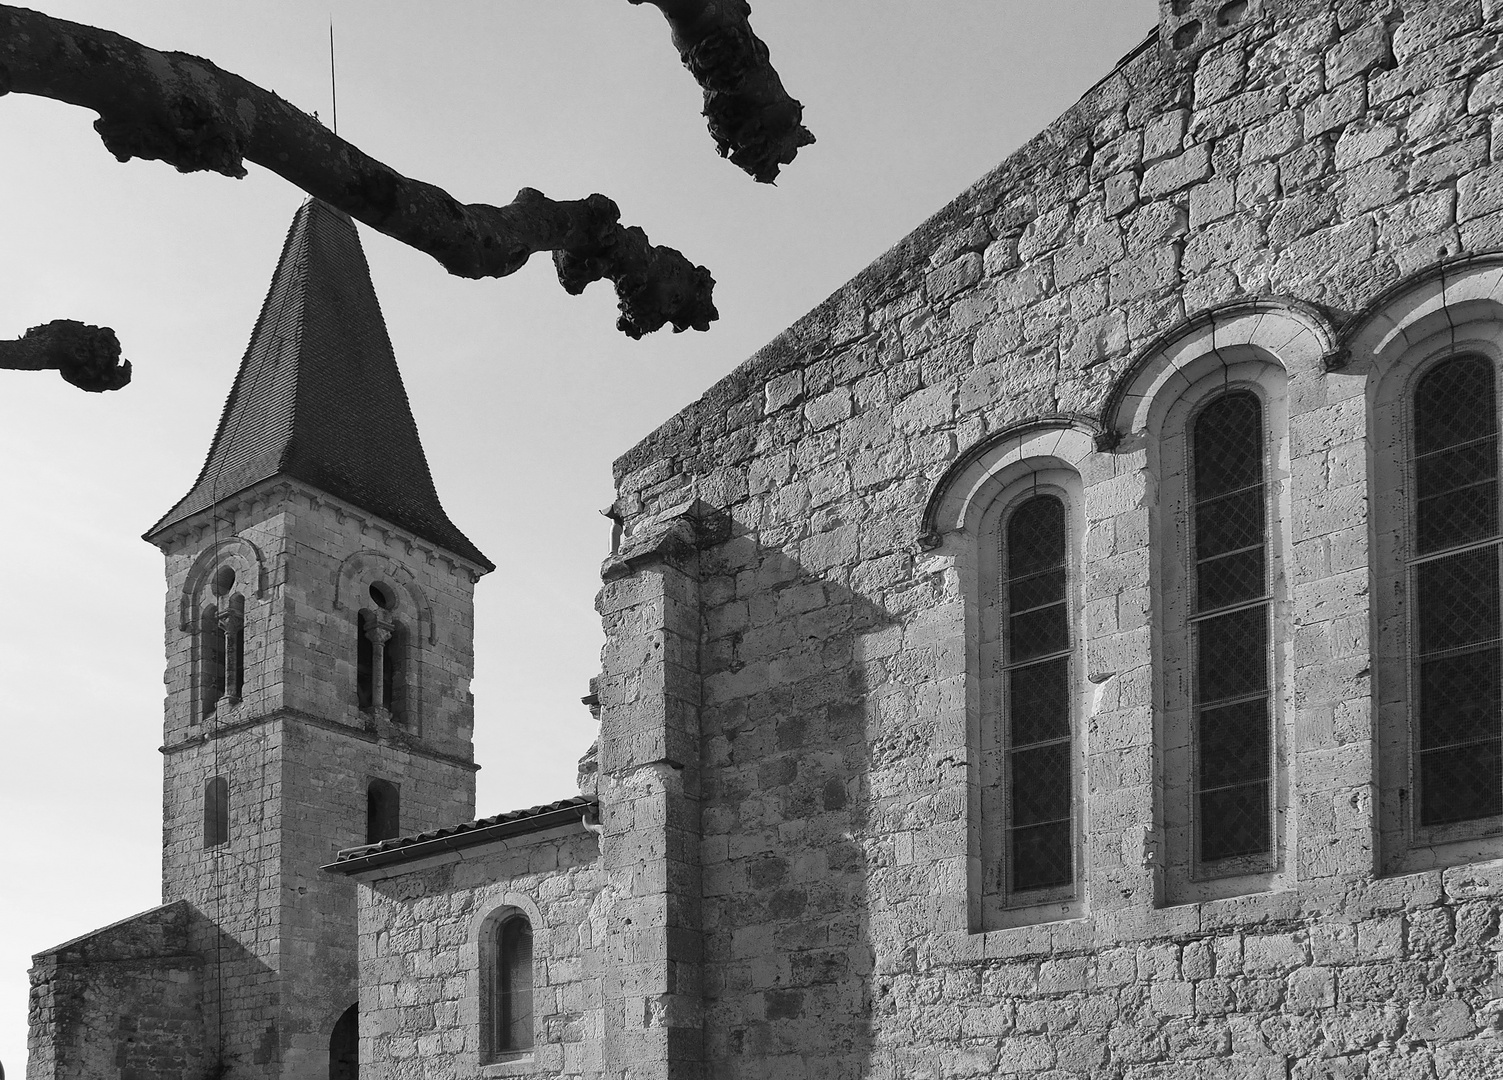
[
  {"left": 366, "top": 779, "right": 400, "bottom": 844},
  {"left": 1189, "top": 391, "right": 1273, "bottom": 865},
  {"left": 482, "top": 912, "right": 534, "bottom": 1059},
  {"left": 1148, "top": 360, "right": 1291, "bottom": 905},
  {"left": 1000, "top": 494, "right": 1074, "bottom": 894},
  {"left": 1408, "top": 355, "right": 1502, "bottom": 829},
  {"left": 204, "top": 776, "right": 229, "bottom": 848},
  {"left": 972, "top": 464, "right": 1086, "bottom": 928}
]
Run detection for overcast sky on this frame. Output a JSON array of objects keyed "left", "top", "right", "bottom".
[{"left": 0, "top": 1, "right": 1157, "bottom": 1068}]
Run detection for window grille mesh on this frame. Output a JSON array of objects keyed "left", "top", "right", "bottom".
[
  {"left": 1412, "top": 355, "right": 1503, "bottom": 827},
  {"left": 495, "top": 917, "right": 534, "bottom": 1053},
  {"left": 1003, "top": 494, "right": 1073, "bottom": 892},
  {"left": 1191, "top": 391, "right": 1272, "bottom": 863}
]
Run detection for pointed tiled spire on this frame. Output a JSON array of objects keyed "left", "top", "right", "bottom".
[{"left": 147, "top": 200, "right": 492, "bottom": 570}]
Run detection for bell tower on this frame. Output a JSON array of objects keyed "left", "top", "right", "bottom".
[{"left": 144, "top": 199, "right": 492, "bottom": 1079}]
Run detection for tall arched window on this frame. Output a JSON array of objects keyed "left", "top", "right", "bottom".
[
  {"left": 366, "top": 779, "right": 400, "bottom": 844},
  {"left": 1001, "top": 494, "right": 1074, "bottom": 894},
  {"left": 204, "top": 776, "right": 229, "bottom": 848},
  {"left": 1148, "top": 359, "right": 1291, "bottom": 905},
  {"left": 482, "top": 911, "right": 534, "bottom": 1059},
  {"left": 971, "top": 464, "right": 1086, "bottom": 928},
  {"left": 1409, "top": 355, "right": 1502, "bottom": 829},
  {"left": 1189, "top": 391, "right": 1273, "bottom": 865}
]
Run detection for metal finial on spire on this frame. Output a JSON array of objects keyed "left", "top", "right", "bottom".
[{"left": 329, "top": 17, "right": 338, "bottom": 135}]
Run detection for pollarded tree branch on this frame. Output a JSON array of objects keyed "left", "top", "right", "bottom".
[
  {"left": 0, "top": 5, "right": 717, "bottom": 341},
  {"left": 0, "top": 320, "right": 130, "bottom": 391},
  {"left": 632, "top": 0, "right": 814, "bottom": 183}
]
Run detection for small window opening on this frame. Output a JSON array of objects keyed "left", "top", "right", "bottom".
[
  {"left": 370, "top": 582, "right": 395, "bottom": 610},
  {"left": 212, "top": 567, "right": 236, "bottom": 596},
  {"left": 204, "top": 776, "right": 229, "bottom": 848},
  {"left": 1217, "top": 0, "right": 1247, "bottom": 26},
  {"left": 1173, "top": 19, "right": 1202, "bottom": 48},
  {"left": 357, "top": 611, "right": 375, "bottom": 710},
  {"left": 486, "top": 914, "right": 534, "bottom": 1058},
  {"left": 201, "top": 605, "right": 225, "bottom": 718},
  {"left": 366, "top": 779, "right": 400, "bottom": 844}
]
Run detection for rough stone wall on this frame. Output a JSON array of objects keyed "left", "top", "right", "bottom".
[
  {"left": 587, "top": 1, "right": 1503, "bottom": 1077},
  {"left": 356, "top": 828, "right": 604, "bottom": 1080},
  {"left": 26, "top": 902, "right": 206, "bottom": 1080}
]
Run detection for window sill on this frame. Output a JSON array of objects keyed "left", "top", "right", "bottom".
[{"left": 480, "top": 1053, "right": 535, "bottom": 1078}]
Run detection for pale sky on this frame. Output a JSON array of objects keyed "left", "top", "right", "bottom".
[{"left": 0, "top": 2, "right": 1157, "bottom": 1069}]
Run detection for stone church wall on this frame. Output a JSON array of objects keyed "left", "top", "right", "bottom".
[
  {"left": 355, "top": 827, "right": 604, "bottom": 1080},
  {"left": 26, "top": 902, "right": 206, "bottom": 1080},
  {"left": 586, "top": 1, "right": 1503, "bottom": 1077}
]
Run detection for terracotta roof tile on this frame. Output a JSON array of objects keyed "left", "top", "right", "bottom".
[{"left": 327, "top": 795, "right": 597, "bottom": 872}]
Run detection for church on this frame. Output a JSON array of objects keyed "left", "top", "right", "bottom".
[{"left": 26, "top": 0, "right": 1503, "bottom": 1077}]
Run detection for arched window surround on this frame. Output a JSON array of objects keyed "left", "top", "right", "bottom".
[
  {"left": 335, "top": 551, "right": 429, "bottom": 733},
  {"left": 976, "top": 470, "right": 1087, "bottom": 925},
  {"left": 1149, "top": 358, "right": 1294, "bottom": 904},
  {"left": 1106, "top": 302, "right": 1335, "bottom": 909},
  {"left": 923, "top": 420, "right": 1096, "bottom": 932},
  {"left": 473, "top": 899, "right": 542, "bottom": 1066},
  {"left": 1352, "top": 289, "right": 1503, "bottom": 875}
]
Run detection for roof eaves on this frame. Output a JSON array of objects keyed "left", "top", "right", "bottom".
[{"left": 322, "top": 796, "right": 597, "bottom": 876}]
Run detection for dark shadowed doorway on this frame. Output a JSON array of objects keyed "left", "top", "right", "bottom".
[{"left": 329, "top": 1004, "right": 358, "bottom": 1080}]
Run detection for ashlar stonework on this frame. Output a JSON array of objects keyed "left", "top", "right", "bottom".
[
  {"left": 32, "top": 1, "right": 1503, "bottom": 1079},
  {"left": 336, "top": 1, "right": 1503, "bottom": 1078}
]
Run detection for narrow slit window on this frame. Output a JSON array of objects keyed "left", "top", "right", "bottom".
[
  {"left": 487, "top": 914, "right": 534, "bottom": 1056},
  {"left": 204, "top": 776, "right": 229, "bottom": 848},
  {"left": 356, "top": 611, "right": 375, "bottom": 710},
  {"left": 1002, "top": 493, "right": 1073, "bottom": 894},
  {"left": 366, "top": 779, "right": 400, "bottom": 844},
  {"left": 1191, "top": 391, "right": 1273, "bottom": 864},
  {"left": 1411, "top": 355, "right": 1503, "bottom": 827},
  {"left": 200, "top": 605, "right": 225, "bottom": 717}
]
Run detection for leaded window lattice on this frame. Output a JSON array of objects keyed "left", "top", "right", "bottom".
[
  {"left": 1411, "top": 354, "right": 1503, "bottom": 827},
  {"left": 1190, "top": 391, "right": 1272, "bottom": 863},
  {"left": 1002, "top": 494, "right": 1073, "bottom": 893}
]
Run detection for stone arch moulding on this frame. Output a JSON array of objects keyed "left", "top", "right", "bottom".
[
  {"left": 1098, "top": 297, "right": 1337, "bottom": 448},
  {"left": 919, "top": 416, "right": 1101, "bottom": 549},
  {"left": 1337, "top": 252, "right": 1503, "bottom": 373},
  {"left": 334, "top": 551, "right": 435, "bottom": 644},
  {"left": 468, "top": 891, "right": 545, "bottom": 943},
  {"left": 177, "top": 537, "right": 267, "bottom": 631}
]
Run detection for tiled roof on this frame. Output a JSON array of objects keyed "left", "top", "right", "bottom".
[
  {"left": 145, "top": 199, "right": 492, "bottom": 571},
  {"left": 324, "top": 795, "right": 598, "bottom": 873}
]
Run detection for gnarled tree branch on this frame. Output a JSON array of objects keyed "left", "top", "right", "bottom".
[
  {"left": 633, "top": 0, "right": 814, "bottom": 183},
  {"left": 0, "top": 320, "right": 130, "bottom": 391},
  {"left": 0, "top": 5, "right": 717, "bottom": 342}
]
